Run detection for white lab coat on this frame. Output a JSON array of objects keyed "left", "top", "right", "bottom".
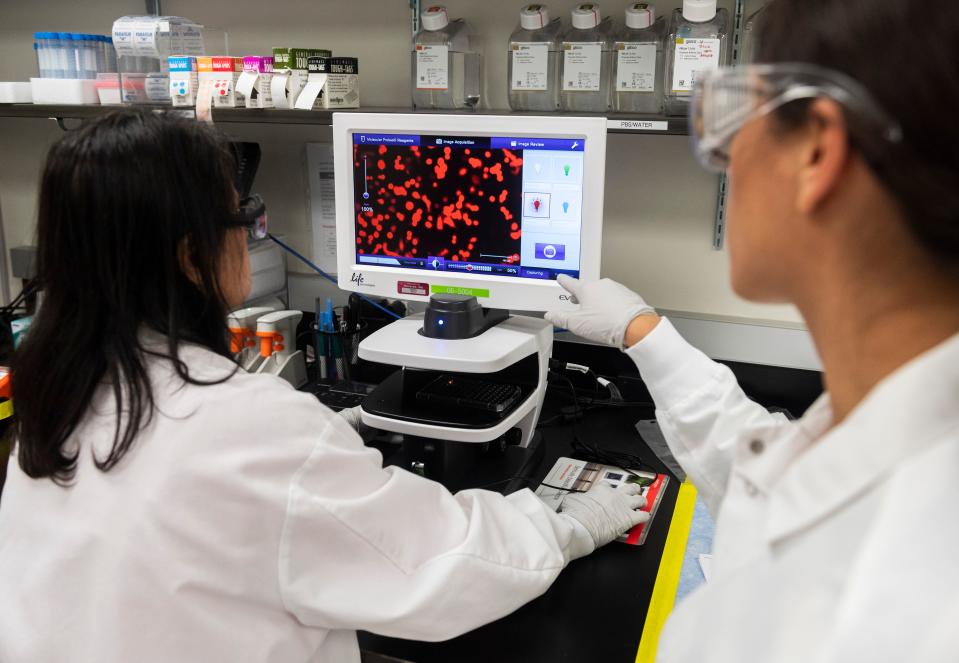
[
  {"left": 0, "top": 335, "right": 593, "bottom": 663},
  {"left": 625, "top": 318, "right": 959, "bottom": 663}
]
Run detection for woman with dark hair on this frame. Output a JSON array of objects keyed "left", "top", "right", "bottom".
[
  {"left": 0, "top": 110, "right": 647, "bottom": 662},
  {"left": 549, "top": 0, "right": 959, "bottom": 660}
]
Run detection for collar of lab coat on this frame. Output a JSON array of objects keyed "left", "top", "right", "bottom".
[{"left": 736, "top": 331, "right": 959, "bottom": 545}]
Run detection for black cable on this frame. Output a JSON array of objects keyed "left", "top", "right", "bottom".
[
  {"left": 545, "top": 369, "right": 658, "bottom": 477},
  {"left": 267, "top": 234, "right": 402, "bottom": 320},
  {"left": 471, "top": 475, "right": 587, "bottom": 494},
  {"left": 471, "top": 475, "right": 535, "bottom": 491},
  {"left": 1, "top": 278, "right": 41, "bottom": 318}
]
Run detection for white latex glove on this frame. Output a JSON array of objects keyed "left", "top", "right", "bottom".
[
  {"left": 545, "top": 275, "right": 656, "bottom": 348},
  {"left": 559, "top": 481, "right": 650, "bottom": 560},
  {"left": 337, "top": 405, "right": 374, "bottom": 441}
]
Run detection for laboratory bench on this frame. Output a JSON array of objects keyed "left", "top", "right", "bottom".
[{"left": 305, "top": 338, "right": 823, "bottom": 663}]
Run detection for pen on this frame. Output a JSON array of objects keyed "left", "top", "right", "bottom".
[
  {"left": 324, "top": 299, "right": 336, "bottom": 380},
  {"left": 332, "top": 333, "right": 344, "bottom": 383},
  {"left": 315, "top": 297, "right": 327, "bottom": 380}
]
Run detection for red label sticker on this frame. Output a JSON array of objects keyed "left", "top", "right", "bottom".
[{"left": 397, "top": 281, "right": 429, "bottom": 296}]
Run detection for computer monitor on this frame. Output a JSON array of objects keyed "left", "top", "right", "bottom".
[{"left": 333, "top": 113, "right": 606, "bottom": 312}]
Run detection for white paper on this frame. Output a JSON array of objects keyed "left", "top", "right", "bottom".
[
  {"left": 235, "top": 71, "right": 258, "bottom": 100},
  {"left": 306, "top": 143, "right": 338, "bottom": 274},
  {"left": 178, "top": 23, "right": 205, "bottom": 57},
  {"left": 132, "top": 18, "right": 160, "bottom": 58},
  {"left": 415, "top": 44, "right": 449, "bottom": 90},
  {"left": 144, "top": 73, "right": 170, "bottom": 101},
  {"left": 699, "top": 553, "right": 714, "bottom": 582},
  {"left": 510, "top": 42, "right": 550, "bottom": 91},
  {"left": 293, "top": 76, "right": 326, "bottom": 110},
  {"left": 616, "top": 43, "right": 657, "bottom": 92},
  {"left": 111, "top": 18, "right": 138, "bottom": 57},
  {"left": 195, "top": 78, "right": 215, "bottom": 123},
  {"left": 271, "top": 73, "right": 296, "bottom": 109},
  {"left": 562, "top": 42, "right": 603, "bottom": 91},
  {"left": 671, "top": 38, "right": 720, "bottom": 92}
]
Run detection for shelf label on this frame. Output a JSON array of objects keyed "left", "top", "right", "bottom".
[{"left": 607, "top": 119, "right": 669, "bottom": 132}]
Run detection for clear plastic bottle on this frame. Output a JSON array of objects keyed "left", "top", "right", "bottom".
[
  {"left": 507, "top": 4, "right": 563, "bottom": 112},
  {"left": 62, "top": 33, "right": 79, "bottom": 79},
  {"left": 560, "top": 4, "right": 614, "bottom": 112},
  {"left": 613, "top": 3, "right": 665, "bottom": 114},
  {"left": 411, "top": 5, "right": 482, "bottom": 110},
  {"left": 105, "top": 37, "right": 118, "bottom": 73},
  {"left": 94, "top": 35, "right": 108, "bottom": 74},
  {"left": 80, "top": 35, "right": 98, "bottom": 79},
  {"left": 34, "top": 32, "right": 52, "bottom": 78},
  {"left": 663, "top": 0, "right": 729, "bottom": 116},
  {"left": 741, "top": 4, "right": 767, "bottom": 65}
]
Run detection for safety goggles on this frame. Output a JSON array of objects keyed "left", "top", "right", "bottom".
[
  {"left": 690, "top": 63, "right": 903, "bottom": 172},
  {"left": 230, "top": 194, "right": 269, "bottom": 240}
]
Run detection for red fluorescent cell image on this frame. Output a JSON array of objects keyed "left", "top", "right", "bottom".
[{"left": 353, "top": 143, "right": 524, "bottom": 263}]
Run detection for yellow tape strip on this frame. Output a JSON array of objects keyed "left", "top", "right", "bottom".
[
  {"left": 0, "top": 399, "right": 13, "bottom": 420},
  {"left": 635, "top": 479, "right": 698, "bottom": 663}
]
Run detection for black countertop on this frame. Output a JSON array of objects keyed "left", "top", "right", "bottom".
[{"left": 355, "top": 394, "right": 676, "bottom": 663}]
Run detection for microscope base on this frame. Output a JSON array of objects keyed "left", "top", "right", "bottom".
[{"left": 383, "top": 431, "right": 544, "bottom": 494}]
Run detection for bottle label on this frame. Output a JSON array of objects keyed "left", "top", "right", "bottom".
[
  {"left": 510, "top": 42, "right": 550, "bottom": 91},
  {"left": 615, "top": 43, "right": 657, "bottom": 92},
  {"left": 415, "top": 44, "right": 449, "bottom": 90},
  {"left": 562, "top": 42, "right": 603, "bottom": 92},
  {"left": 670, "top": 38, "right": 720, "bottom": 92}
]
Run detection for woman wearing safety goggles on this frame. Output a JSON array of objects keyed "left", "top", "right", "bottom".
[{"left": 548, "top": 0, "right": 959, "bottom": 660}]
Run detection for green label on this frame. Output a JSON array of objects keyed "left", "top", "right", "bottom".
[
  {"left": 431, "top": 285, "right": 490, "bottom": 298},
  {"left": 272, "top": 47, "right": 333, "bottom": 71}
]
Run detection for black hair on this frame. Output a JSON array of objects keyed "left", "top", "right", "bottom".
[
  {"left": 12, "top": 109, "right": 241, "bottom": 483},
  {"left": 758, "top": 0, "right": 959, "bottom": 265}
]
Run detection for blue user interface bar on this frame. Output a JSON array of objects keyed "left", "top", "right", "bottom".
[
  {"left": 490, "top": 137, "right": 584, "bottom": 151},
  {"left": 353, "top": 133, "right": 583, "bottom": 151},
  {"left": 353, "top": 133, "right": 421, "bottom": 146}
]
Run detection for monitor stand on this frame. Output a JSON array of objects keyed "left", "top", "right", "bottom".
[{"left": 358, "top": 295, "right": 552, "bottom": 491}]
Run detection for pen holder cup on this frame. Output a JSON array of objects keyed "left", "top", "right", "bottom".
[{"left": 315, "top": 322, "right": 368, "bottom": 382}]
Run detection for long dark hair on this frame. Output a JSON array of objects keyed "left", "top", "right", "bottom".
[
  {"left": 12, "top": 110, "right": 240, "bottom": 484},
  {"left": 758, "top": 0, "right": 959, "bottom": 266}
]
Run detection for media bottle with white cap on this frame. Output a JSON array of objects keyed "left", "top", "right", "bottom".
[
  {"left": 507, "top": 4, "right": 563, "bottom": 111},
  {"left": 663, "top": 0, "right": 728, "bottom": 116},
  {"left": 411, "top": 5, "right": 482, "bottom": 110},
  {"left": 612, "top": 3, "right": 665, "bottom": 113},
  {"left": 560, "top": 3, "right": 614, "bottom": 112}
]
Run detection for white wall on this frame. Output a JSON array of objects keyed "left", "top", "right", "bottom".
[{"left": 0, "top": 0, "right": 803, "bottom": 328}]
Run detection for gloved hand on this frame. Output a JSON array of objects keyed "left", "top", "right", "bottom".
[
  {"left": 545, "top": 275, "right": 656, "bottom": 348},
  {"left": 337, "top": 405, "right": 375, "bottom": 441},
  {"left": 559, "top": 481, "right": 650, "bottom": 560}
]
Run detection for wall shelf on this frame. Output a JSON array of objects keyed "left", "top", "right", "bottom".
[{"left": 0, "top": 103, "right": 689, "bottom": 135}]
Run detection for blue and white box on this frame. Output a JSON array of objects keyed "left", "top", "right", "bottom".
[{"left": 168, "top": 55, "right": 198, "bottom": 107}]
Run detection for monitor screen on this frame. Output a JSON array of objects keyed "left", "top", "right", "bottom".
[{"left": 351, "top": 132, "right": 585, "bottom": 281}]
